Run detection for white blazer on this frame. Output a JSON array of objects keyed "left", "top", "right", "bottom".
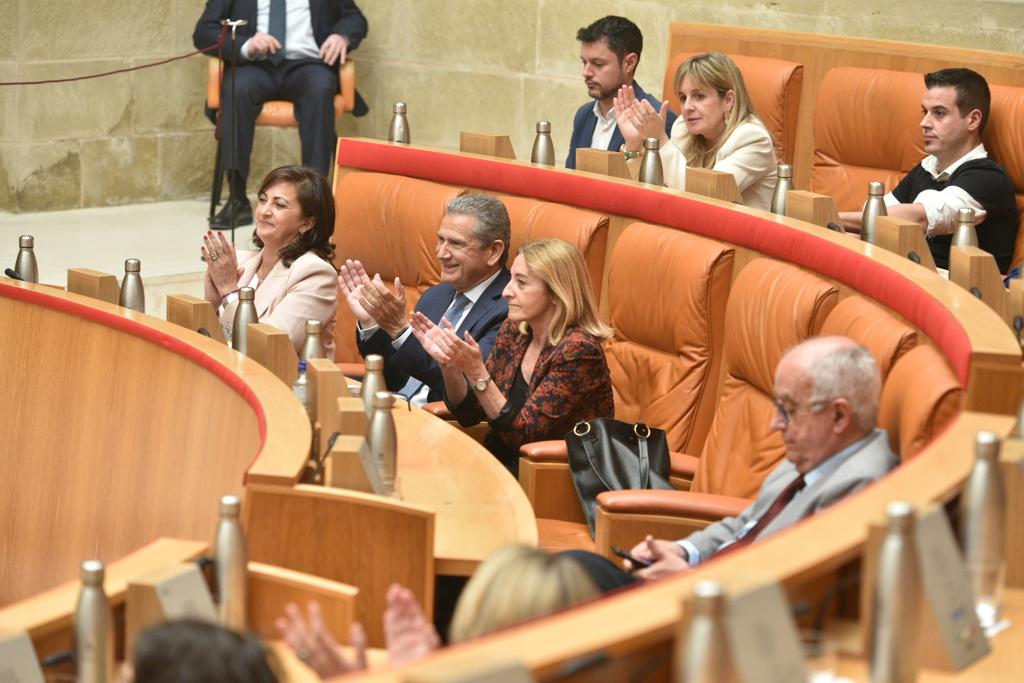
[
  {"left": 220, "top": 249, "right": 339, "bottom": 361},
  {"left": 659, "top": 118, "right": 778, "bottom": 211}
]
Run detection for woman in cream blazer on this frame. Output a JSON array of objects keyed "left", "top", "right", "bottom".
[
  {"left": 203, "top": 165, "right": 339, "bottom": 360},
  {"left": 615, "top": 52, "right": 777, "bottom": 211}
]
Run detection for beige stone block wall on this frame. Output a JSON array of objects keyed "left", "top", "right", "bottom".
[{"left": 2, "top": 0, "right": 1022, "bottom": 213}]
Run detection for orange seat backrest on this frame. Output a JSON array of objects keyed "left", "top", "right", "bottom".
[
  {"left": 331, "top": 172, "right": 464, "bottom": 363},
  {"left": 691, "top": 258, "right": 838, "bottom": 499},
  {"left": 984, "top": 84, "right": 1024, "bottom": 271},
  {"left": 878, "top": 344, "right": 963, "bottom": 460},
  {"left": 605, "top": 223, "right": 734, "bottom": 455},
  {"left": 498, "top": 195, "right": 609, "bottom": 302},
  {"left": 663, "top": 52, "right": 804, "bottom": 165},
  {"left": 820, "top": 296, "right": 917, "bottom": 379},
  {"left": 811, "top": 67, "right": 925, "bottom": 212}
]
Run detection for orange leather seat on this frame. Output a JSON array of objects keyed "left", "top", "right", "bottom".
[
  {"left": 878, "top": 344, "right": 962, "bottom": 460},
  {"left": 820, "top": 295, "right": 917, "bottom": 379},
  {"left": 591, "top": 258, "right": 838, "bottom": 555},
  {"left": 499, "top": 194, "right": 609, "bottom": 302},
  {"left": 811, "top": 67, "right": 924, "bottom": 212},
  {"left": 984, "top": 84, "right": 1024, "bottom": 270},
  {"left": 664, "top": 52, "right": 804, "bottom": 165},
  {"left": 330, "top": 172, "right": 464, "bottom": 366}
]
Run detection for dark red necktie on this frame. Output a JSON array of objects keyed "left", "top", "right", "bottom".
[{"left": 714, "top": 474, "right": 806, "bottom": 558}]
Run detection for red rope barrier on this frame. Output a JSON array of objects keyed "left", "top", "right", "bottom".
[{"left": 0, "top": 34, "right": 225, "bottom": 87}]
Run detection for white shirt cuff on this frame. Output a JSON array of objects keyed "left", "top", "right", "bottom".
[
  {"left": 357, "top": 321, "right": 379, "bottom": 340},
  {"left": 912, "top": 187, "right": 986, "bottom": 237},
  {"left": 677, "top": 540, "right": 701, "bottom": 567},
  {"left": 239, "top": 38, "right": 253, "bottom": 60},
  {"left": 391, "top": 326, "right": 413, "bottom": 350}
]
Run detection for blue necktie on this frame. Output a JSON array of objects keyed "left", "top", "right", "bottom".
[
  {"left": 400, "top": 293, "right": 472, "bottom": 401},
  {"left": 268, "top": 0, "right": 287, "bottom": 65}
]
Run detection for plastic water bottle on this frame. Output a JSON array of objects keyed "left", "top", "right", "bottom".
[{"left": 292, "top": 359, "right": 313, "bottom": 419}]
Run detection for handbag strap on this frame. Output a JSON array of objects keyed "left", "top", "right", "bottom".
[
  {"left": 579, "top": 433, "right": 615, "bottom": 491},
  {"left": 635, "top": 423, "right": 650, "bottom": 488}
]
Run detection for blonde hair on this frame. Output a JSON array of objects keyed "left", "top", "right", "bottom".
[
  {"left": 448, "top": 545, "right": 600, "bottom": 642},
  {"left": 674, "top": 52, "right": 764, "bottom": 168},
  {"left": 517, "top": 239, "right": 612, "bottom": 345}
]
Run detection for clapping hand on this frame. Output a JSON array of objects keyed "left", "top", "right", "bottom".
[
  {"left": 383, "top": 584, "right": 441, "bottom": 666},
  {"left": 613, "top": 85, "right": 670, "bottom": 152},
  {"left": 409, "top": 313, "right": 486, "bottom": 378},
  {"left": 359, "top": 272, "right": 408, "bottom": 338},
  {"left": 201, "top": 230, "right": 242, "bottom": 302},
  {"left": 338, "top": 259, "right": 380, "bottom": 327},
  {"left": 276, "top": 601, "right": 368, "bottom": 677}
]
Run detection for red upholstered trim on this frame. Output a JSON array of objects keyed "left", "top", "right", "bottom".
[
  {"left": 0, "top": 281, "right": 267, "bottom": 482},
  {"left": 338, "top": 140, "right": 972, "bottom": 384}
]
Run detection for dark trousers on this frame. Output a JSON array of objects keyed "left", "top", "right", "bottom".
[{"left": 220, "top": 58, "right": 338, "bottom": 193}]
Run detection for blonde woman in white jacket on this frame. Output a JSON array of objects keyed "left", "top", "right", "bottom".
[{"left": 614, "top": 52, "right": 777, "bottom": 210}]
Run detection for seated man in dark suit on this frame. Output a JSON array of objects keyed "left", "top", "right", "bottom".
[
  {"left": 193, "top": 0, "right": 368, "bottom": 228},
  {"left": 625, "top": 336, "right": 899, "bottom": 579},
  {"left": 839, "top": 68, "right": 1018, "bottom": 272},
  {"left": 339, "top": 194, "right": 512, "bottom": 405},
  {"left": 566, "top": 16, "right": 676, "bottom": 169}
]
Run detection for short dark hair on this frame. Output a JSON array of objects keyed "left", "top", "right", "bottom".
[
  {"left": 924, "top": 68, "right": 991, "bottom": 134},
  {"left": 252, "top": 165, "right": 337, "bottom": 270},
  {"left": 132, "top": 620, "right": 279, "bottom": 683},
  {"left": 576, "top": 16, "right": 643, "bottom": 65}
]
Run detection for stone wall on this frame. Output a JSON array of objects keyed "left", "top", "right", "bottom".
[{"left": 2, "top": 0, "right": 1022, "bottom": 213}]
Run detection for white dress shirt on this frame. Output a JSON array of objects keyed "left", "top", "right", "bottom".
[
  {"left": 589, "top": 101, "right": 619, "bottom": 152},
  {"left": 883, "top": 143, "right": 990, "bottom": 237},
  {"left": 241, "top": 0, "right": 321, "bottom": 61}
]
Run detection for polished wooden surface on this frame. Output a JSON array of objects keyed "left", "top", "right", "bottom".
[
  {"left": 248, "top": 322, "right": 299, "bottom": 387},
  {"left": 459, "top": 131, "right": 516, "bottom": 160},
  {"left": 66, "top": 268, "right": 120, "bottom": 305},
  {"left": 686, "top": 167, "right": 743, "bottom": 204},
  {"left": 786, "top": 190, "right": 842, "bottom": 230},
  {"left": 876, "top": 216, "right": 937, "bottom": 272},
  {"left": 247, "top": 562, "right": 358, "bottom": 642},
  {"left": 166, "top": 293, "right": 227, "bottom": 343}
]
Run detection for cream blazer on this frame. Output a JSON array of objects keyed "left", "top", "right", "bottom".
[
  {"left": 220, "top": 249, "right": 339, "bottom": 361},
  {"left": 657, "top": 118, "right": 778, "bottom": 211}
]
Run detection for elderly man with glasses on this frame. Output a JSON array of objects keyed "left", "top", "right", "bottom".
[{"left": 623, "top": 335, "right": 899, "bottom": 579}]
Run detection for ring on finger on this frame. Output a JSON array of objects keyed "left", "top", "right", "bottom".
[
  {"left": 297, "top": 648, "right": 312, "bottom": 664},
  {"left": 210, "top": 252, "right": 219, "bottom": 261}
]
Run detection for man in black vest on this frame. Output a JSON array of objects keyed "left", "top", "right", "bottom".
[
  {"left": 194, "top": 1, "right": 368, "bottom": 229},
  {"left": 840, "top": 68, "right": 1018, "bottom": 272}
]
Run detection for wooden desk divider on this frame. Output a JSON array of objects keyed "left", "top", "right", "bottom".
[
  {"left": 308, "top": 359, "right": 346, "bottom": 454},
  {"left": 246, "top": 562, "right": 357, "bottom": 642},
  {"left": 327, "top": 434, "right": 378, "bottom": 493},
  {"left": 247, "top": 323, "right": 299, "bottom": 386},
  {"left": 404, "top": 660, "right": 535, "bottom": 683},
  {"left": 66, "top": 268, "right": 120, "bottom": 305},
  {"left": 166, "top": 294, "right": 226, "bottom": 342},
  {"left": 0, "top": 632, "right": 45, "bottom": 681},
  {"left": 125, "top": 562, "right": 217, "bottom": 656},
  {"left": 860, "top": 505, "right": 990, "bottom": 671},
  {"left": 244, "top": 483, "right": 435, "bottom": 647},
  {"left": 874, "top": 216, "right": 937, "bottom": 271},
  {"left": 785, "top": 190, "right": 842, "bottom": 230},
  {"left": 575, "top": 148, "right": 631, "bottom": 180},
  {"left": 950, "top": 246, "right": 1024, "bottom": 336},
  {"left": 339, "top": 396, "right": 369, "bottom": 436},
  {"left": 1002, "top": 436, "right": 1024, "bottom": 587},
  {"left": 459, "top": 131, "right": 516, "bottom": 160},
  {"left": 686, "top": 167, "right": 743, "bottom": 204}
]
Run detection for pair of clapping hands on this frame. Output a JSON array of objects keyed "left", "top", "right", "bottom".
[
  {"left": 275, "top": 584, "right": 440, "bottom": 678},
  {"left": 338, "top": 259, "right": 486, "bottom": 377},
  {"left": 612, "top": 85, "right": 671, "bottom": 152}
]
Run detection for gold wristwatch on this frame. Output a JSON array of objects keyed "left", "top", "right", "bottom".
[
  {"left": 472, "top": 374, "right": 491, "bottom": 391},
  {"left": 621, "top": 144, "right": 643, "bottom": 160}
]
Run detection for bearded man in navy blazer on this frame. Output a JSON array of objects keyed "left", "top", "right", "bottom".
[
  {"left": 194, "top": 0, "right": 368, "bottom": 229},
  {"left": 566, "top": 16, "right": 676, "bottom": 169},
  {"left": 339, "top": 195, "right": 512, "bottom": 405}
]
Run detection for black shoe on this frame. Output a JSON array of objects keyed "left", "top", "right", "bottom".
[{"left": 210, "top": 198, "right": 253, "bottom": 229}]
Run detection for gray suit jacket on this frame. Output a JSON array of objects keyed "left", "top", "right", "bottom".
[{"left": 685, "top": 429, "right": 898, "bottom": 560}]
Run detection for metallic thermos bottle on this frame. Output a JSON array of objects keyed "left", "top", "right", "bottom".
[
  {"left": 770, "top": 164, "right": 793, "bottom": 216},
  {"left": 388, "top": 102, "right": 410, "bottom": 144},
  {"left": 638, "top": 137, "right": 665, "bottom": 186},
  {"left": 119, "top": 258, "right": 145, "bottom": 313},
  {"left": 952, "top": 207, "right": 979, "bottom": 249},
  {"left": 861, "top": 181, "right": 888, "bottom": 244},
  {"left": 675, "top": 580, "right": 738, "bottom": 683},
  {"left": 213, "top": 495, "right": 248, "bottom": 630},
  {"left": 368, "top": 391, "right": 398, "bottom": 497},
  {"left": 361, "top": 354, "right": 386, "bottom": 417},
  {"left": 300, "top": 319, "right": 325, "bottom": 360},
  {"left": 959, "top": 431, "right": 1007, "bottom": 630},
  {"left": 531, "top": 121, "right": 556, "bottom": 166},
  {"left": 14, "top": 235, "right": 39, "bottom": 283},
  {"left": 231, "top": 287, "right": 258, "bottom": 355},
  {"left": 73, "top": 560, "right": 114, "bottom": 683},
  {"left": 870, "top": 501, "right": 921, "bottom": 683}
]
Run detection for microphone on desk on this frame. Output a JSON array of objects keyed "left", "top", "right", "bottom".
[{"left": 4, "top": 267, "right": 24, "bottom": 280}]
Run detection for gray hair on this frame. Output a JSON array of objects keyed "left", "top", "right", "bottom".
[
  {"left": 806, "top": 344, "right": 881, "bottom": 432},
  {"left": 444, "top": 194, "right": 511, "bottom": 265}
]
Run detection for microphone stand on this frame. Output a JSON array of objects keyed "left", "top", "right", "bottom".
[{"left": 221, "top": 19, "right": 248, "bottom": 245}]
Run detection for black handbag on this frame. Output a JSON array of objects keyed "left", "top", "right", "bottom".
[{"left": 566, "top": 418, "right": 673, "bottom": 537}]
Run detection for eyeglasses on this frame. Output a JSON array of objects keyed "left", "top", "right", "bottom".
[{"left": 771, "top": 396, "right": 829, "bottom": 428}]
